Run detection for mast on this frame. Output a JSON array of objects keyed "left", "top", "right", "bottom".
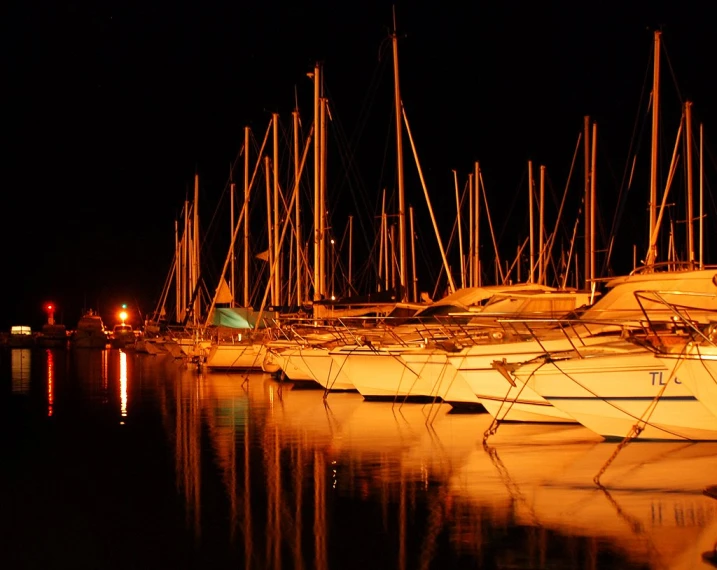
[
  {"left": 272, "top": 113, "right": 281, "bottom": 306},
  {"left": 583, "top": 116, "right": 591, "bottom": 288},
  {"left": 454, "top": 170, "right": 465, "bottom": 289},
  {"left": 685, "top": 101, "right": 694, "bottom": 266},
  {"left": 538, "top": 165, "right": 545, "bottom": 285},
  {"left": 474, "top": 162, "right": 481, "bottom": 286},
  {"left": 590, "top": 122, "right": 597, "bottom": 285},
  {"left": 348, "top": 215, "right": 353, "bottom": 297},
  {"left": 381, "top": 192, "right": 389, "bottom": 291},
  {"left": 243, "top": 126, "right": 250, "bottom": 308},
  {"left": 182, "top": 197, "right": 189, "bottom": 321},
  {"left": 647, "top": 30, "right": 661, "bottom": 267},
  {"left": 293, "top": 109, "right": 303, "bottom": 306},
  {"left": 193, "top": 173, "right": 200, "bottom": 326},
  {"left": 700, "top": 123, "right": 704, "bottom": 269},
  {"left": 264, "top": 156, "right": 275, "bottom": 307},
  {"left": 391, "top": 8, "right": 408, "bottom": 301},
  {"left": 312, "top": 62, "right": 322, "bottom": 302},
  {"left": 174, "top": 218, "right": 181, "bottom": 322},
  {"left": 468, "top": 172, "right": 474, "bottom": 287},
  {"left": 390, "top": 224, "right": 397, "bottom": 291},
  {"left": 409, "top": 205, "right": 417, "bottom": 302},
  {"left": 230, "top": 174, "right": 235, "bottom": 307},
  {"left": 319, "top": 97, "right": 328, "bottom": 300},
  {"left": 528, "top": 160, "right": 534, "bottom": 283}
]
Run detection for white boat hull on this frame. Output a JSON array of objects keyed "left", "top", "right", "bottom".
[
  {"left": 516, "top": 344, "right": 717, "bottom": 441},
  {"left": 399, "top": 350, "right": 485, "bottom": 410},
  {"left": 658, "top": 342, "right": 717, "bottom": 419},
  {"left": 329, "top": 345, "right": 438, "bottom": 401},
  {"left": 448, "top": 338, "right": 588, "bottom": 423},
  {"left": 282, "top": 346, "right": 356, "bottom": 391},
  {"left": 205, "top": 342, "right": 267, "bottom": 371}
]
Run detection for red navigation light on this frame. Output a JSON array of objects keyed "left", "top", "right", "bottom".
[{"left": 46, "top": 303, "right": 55, "bottom": 312}]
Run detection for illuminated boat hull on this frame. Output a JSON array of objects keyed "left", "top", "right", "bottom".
[{"left": 514, "top": 341, "right": 717, "bottom": 441}]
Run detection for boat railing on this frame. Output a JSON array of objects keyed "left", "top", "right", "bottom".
[{"left": 631, "top": 289, "right": 717, "bottom": 351}]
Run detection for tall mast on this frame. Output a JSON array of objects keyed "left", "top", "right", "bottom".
[
  {"left": 528, "top": 160, "right": 534, "bottom": 283},
  {"left": 538, "top": 165, "right": 545, "bottom": 285},
  {"left": 243, "top": 126, "right": 250, "bottom": 307},
  {"left": 293, "top": 109, "right": 303, "bottom": 306},
  {"left": 454, "top": 170, "right": 465, "bottom": 289},
  {"left": 647, "top": 30, "right": 661, "bottom": 267},
  {"left": 348, "top": 215, "right": 353, "bottom": 297},
  {"left": 685, "top": 101, "right": 694, "bottom": 266},
  {"left": 182, "top": 198, "right": 189, "bottom": 320},
  {"left": 192, "top": 174, "right": 200, "bottom": 325},
  {"left": 583, "top": 116, "right": 591, "bottom": 288},
  {"left": 409, "top": 206, "right": 417, "bottom": 302},
  {"left": 700, "top": 124, "right": 704, "bottom": 269},
  {"left": 264, "top": 156, "right": 275, "bottom": 306},
  {"left": 312, "top": 63, "right": 323, "bottom": 302},
  {"left": 391, "top": 8, "right": 408, "bottom": 301},
  {"left": 319, "top": 97, "right": 328, "bottom": 299},
  {"left": 468, "top": 172, "right": 474, "bottom": 287},
  {"left": 272, "top": 113, "right": 281, "bottom": 305},
  {"left": 381, "top": 191, "right": 389, "bottom": 291},
  {"left": 590, "top": 122, "right": 597, "bottom": 284},
  {"left": 230, "top": 175, "right": 235, "bottom": 307},
  {"left": 474, "top": 162, "right": 481, "bottom": 286},
  {"left": 174, "top": 218, "right": 181, "bottom": 322}
]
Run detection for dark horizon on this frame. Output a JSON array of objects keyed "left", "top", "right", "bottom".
[{"left": 5, "top": 1, "right": 717, "bottom": 331}]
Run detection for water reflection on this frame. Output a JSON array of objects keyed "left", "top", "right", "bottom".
[
  {"left": 47, "top": 349, "right": 54, "bottom": 416},
  {"left": 159, "top": 368, "right": 717, "bottom": 569},
  {"left": 11, "top": 348, "right": 31, "bottom": 394},
  {"left": 119, "top": 350, "right": 128, "bottom": 421},
  {"left": 73, "top": 349, "right": 110, "bottom": 404},
  {"left": 11, "top": 352, "right": 709, "bottom": 569}
]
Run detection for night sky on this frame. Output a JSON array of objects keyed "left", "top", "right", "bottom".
[{"left": 4, "top": 1, "right": 716, "bottom": 330}]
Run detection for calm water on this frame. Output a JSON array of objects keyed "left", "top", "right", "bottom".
[{"left": 2, "top": 347, "right": 717, "bottom": 570}]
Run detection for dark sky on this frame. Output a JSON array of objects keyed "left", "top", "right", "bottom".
[{"left": 4, "top": 1, "right": 716, "bottom": 329}]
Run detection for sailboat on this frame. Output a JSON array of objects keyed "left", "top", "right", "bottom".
[{"left": 502, "top": 31, "right": 717, "bottom": 441}]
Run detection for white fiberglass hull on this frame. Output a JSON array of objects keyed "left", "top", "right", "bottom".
[
  {"left": 658, "top": 342, "right": 717, "bottom": 419},
  {"left": 399, "top": 350, "right": 485, "bottom": 410},
  {"left": 263, "top": 346, "right": 313, "bottom": 380},
  {"left": 205, "top": 342, "right": 267, "bottom": 371},
  {"left": 282, "top": 346, "right": 356, "bottom": 391},
  {"left": 329, "top": 345, "right": 437, "bottom": 401},
  {"left": 447, "top": 337, "right": 595, "bottom": 423},
  {"left": 515, "top": 342, "right": 717, "bottom": 441}
]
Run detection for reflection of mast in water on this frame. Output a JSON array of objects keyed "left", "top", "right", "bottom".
[
  {"left": 293, "top": 446, "right": 305, "bottom": 570},
  {"left": 102, "top": 349, "right": 109, "bottom": 400},
  {"left": 264, "top": 425, "right": 281, "bottom": 569},
  {"left": 314, "top": 449, "right": 326, "bottom": 570},
  {"left": 47, "top": 349, "right": 54, "bottom": 416},
  {"left": 11, "top": 348, "right": 31, "bottom": 394},
  {"left": 175, "top": 369, "right": 202, "bottom": 538},
  {"left": 399, "top": 468, "right": 406, "bottom": 570},
  {"left": 119, "top": 351, "right": 128, "bottom": 422},
  {"left": 243, "top": 401, "right": 252, "bottom": 569}
]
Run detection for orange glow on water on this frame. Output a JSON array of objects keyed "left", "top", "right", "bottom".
[
  {"left": 120, "top": 350, "right": 128, "bottom": 421},
  {"left": 11, "top": 349, "right": 31, "bottom": 394},
  {"left": 47, "top": 349, "right": 54, "bottom": 417}
]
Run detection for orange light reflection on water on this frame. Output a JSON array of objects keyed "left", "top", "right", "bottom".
[
  {"left": 120, "top": 350, "right": 128, "bottom": 422},
  {"left": 47, "top": 349, "right": 54, "bottom": 416},
  {"left": 11, "top": 349, "right": 31, "bottom": 394}
]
